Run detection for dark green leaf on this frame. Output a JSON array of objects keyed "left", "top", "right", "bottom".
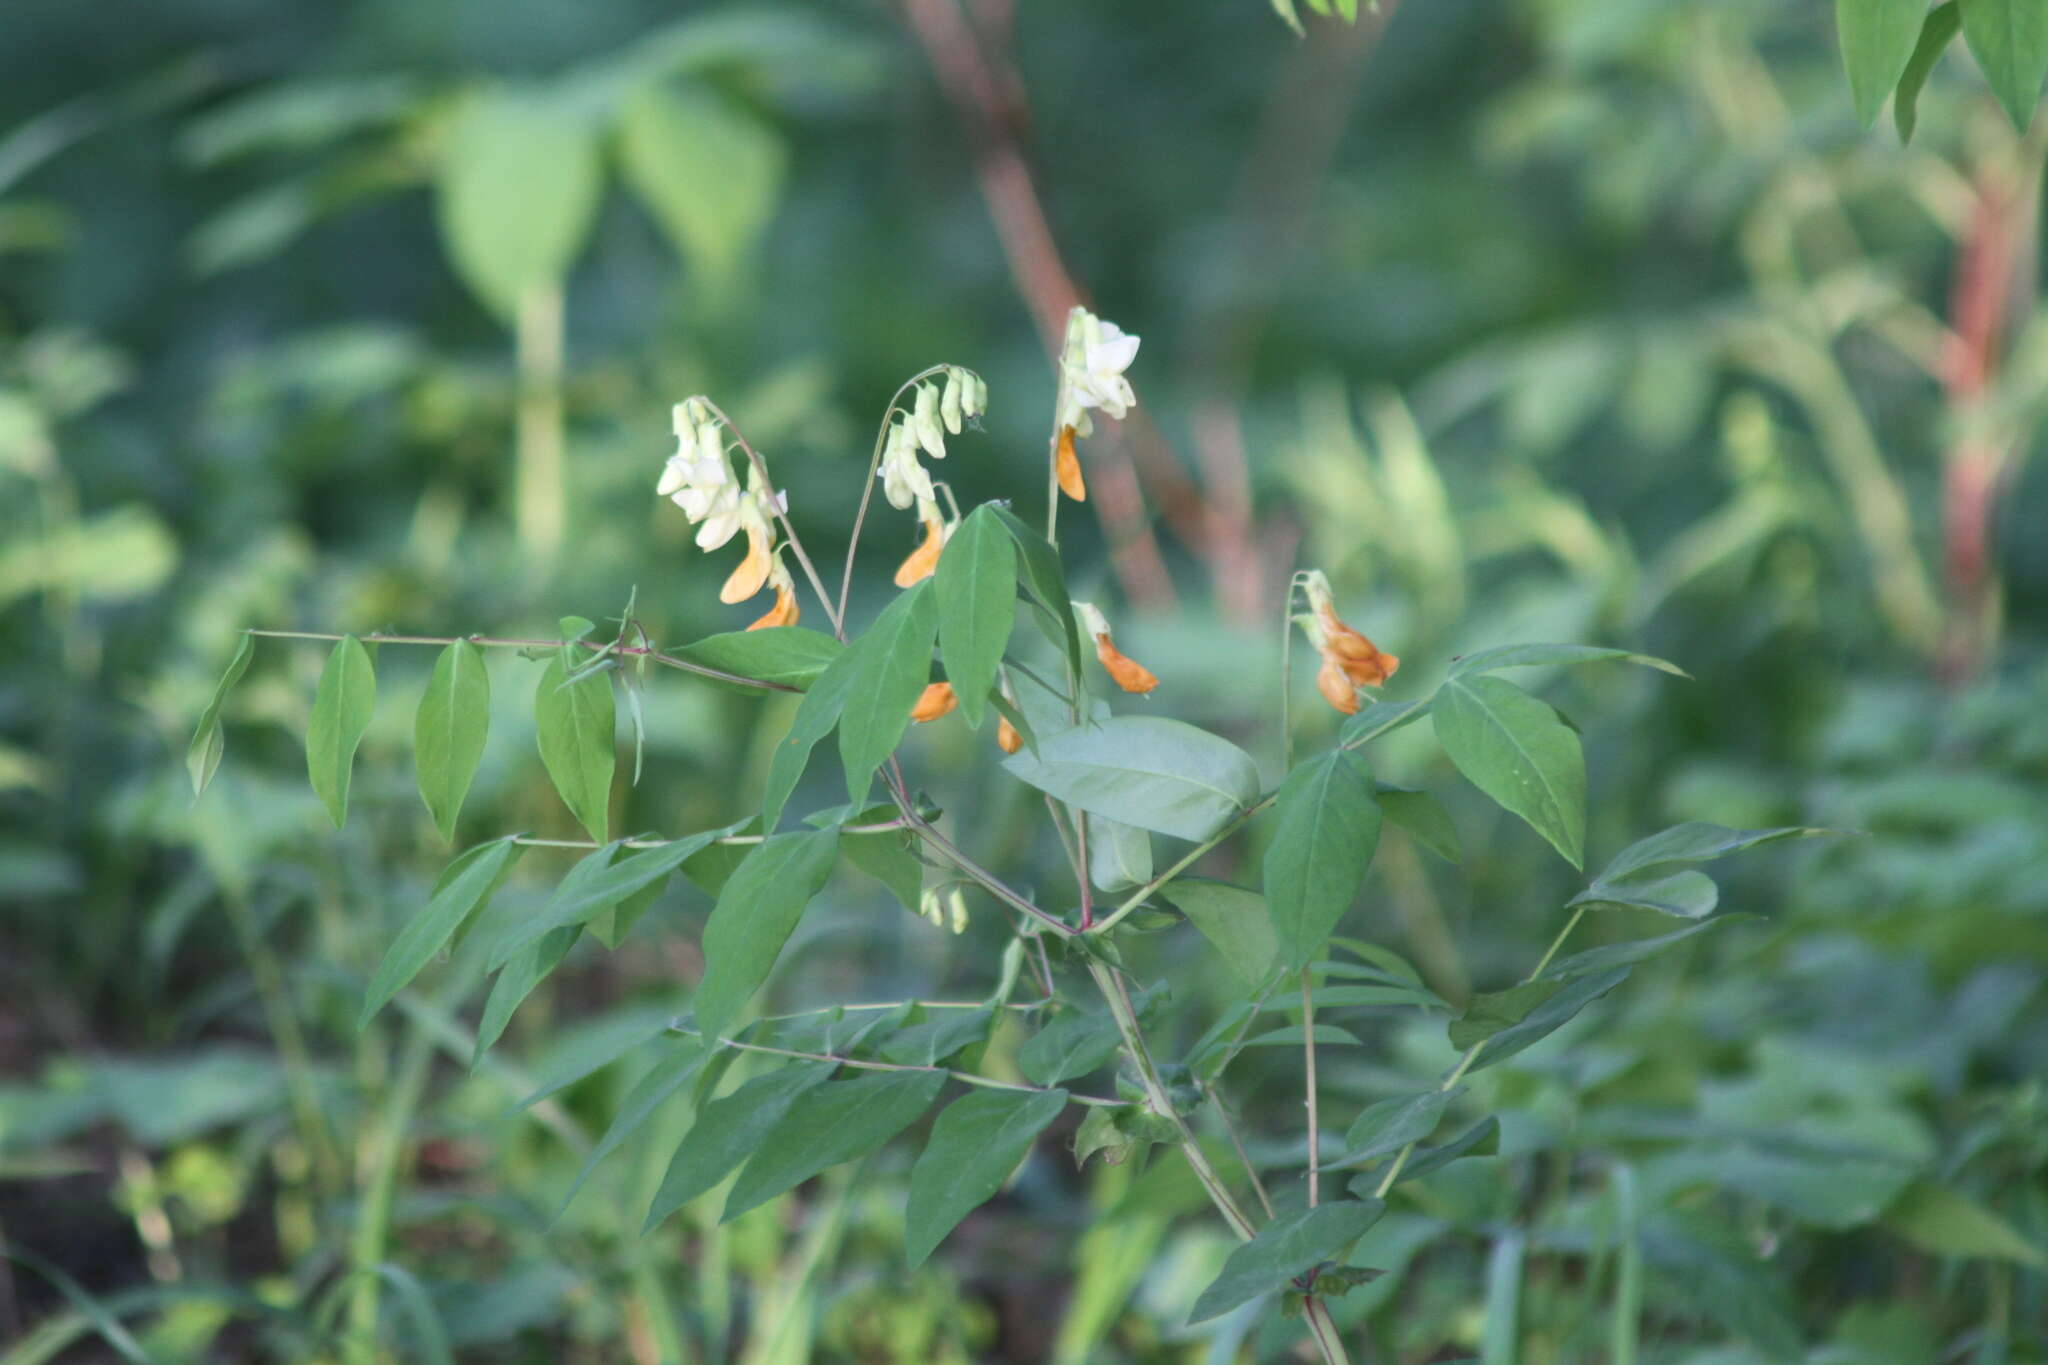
[
  {"left": 840, "top": 821, "right": 923, "bottom": 913},
  {"left": 490, "top": 829, "right": 726, "bottom": 970},
  {"left": 723, "top": 1070, "right": 946, "bottom": 1220},
  {"left": 1433, "top": 674, "right": 1585, "bottom": 867},
  {"left": 669, "top": 627, "right": 842, "bottom": 692},
  {"left": 188, "top": 632, "right": 254, "bottom": 797},
  {"left": 1569, "top": 869, "right": 1719, "bottom": 919},
  {"left": 906, "top": 1088, "right": 1068, "bottom": 1266},
  {"left": 1376, "top": 784, "right": 1460, "bottom": 862},
  {"left": 934, "top": 505, "right": 1015, "bottom": 728},
  {"left": 306, "top": 634, "right": 377, "bottom": 828},
  {"left": 760, "top": 642, "right": 864, "bottom": 832},
  {"left": 437, "top": 87, "right": 601, "bottom": 320},
  {"left": 535, "top": 650, "right": 615, "bottom": 843},
  {"left": 1018, "top": 1011, "right": 1123, "bottom": 1086},
  {"left": 1838, "top": 0, "right": 1935, "bottom": 126},
  {"left": 1072, "top": 1103, "right": 1180, "bottom": 1168},
  {"left": 1447, "top": 642, "right": 1687, "bottom": 679},
  {"left": 985, "top": 503, "right": 1083, "bottom": 678},
  {"left": 1540, "top": 916, "right": 1751, "bottom": 980},
  {"left": 474, "top": 927, "right": 576, "bottom": 1067},
  {"left": 1188, "top": 1200, "right": 1386, "bottom": 1323},
  {"left": 1086, "top": 813, "right": 1153, "bottom": 892},
  {"left": 1163, "top": 880, "right": 1278, "bottom": 989},
  {"left": 1896, "top": 3, "right": 1963, "bottom": 141},
  {"left": 415, "top": 640, "right": 489, "bottom": 841},
  {"left": 1338, "top": 1090, "right": 1454, "bottom": 1166},
  {"left": 1395, "top": 1115, "right": 1499, "bottom": 1182},
  {"left": 691, "top": 829, "right": 840, "bottom": 1045},
  {"left": 1002, "top": 715, "right": 1260, "bottom": 842},
  {"left": 1265, "top": 749, "right": 1381, "bottom": 969},
  {"left": 879, "top": 1008, "right": 994, "bottom": 1066},
  {"left": 1960, "top": 0, "right": 2048, "bottom": 129},
  {"left": 838, "top": 580, "right": 937, "bottom": 804},
  {"left": 358, "top": 837, "right": 524, "bottom": 1028},
  {"left": 1451, "top": 966, "right": 1631, "bottom": 1071},
  {"left": 1597, "top": 823, "right": 1834, "bottom": 882},
  {"left": 1340, "top": 697, "right": 1429, "bottom": 748},
  {"left": 644, "top": 1060, "right": 836, "bottom": 1230},
  {"left": 559, "top": 1039, "right": 710, "bottom": 1214},
  {"left": 1885, "top": 1180, "right": 2048, "bottom": 1266},
  {"left": 1237, "top": 1024, "right": 1365, "bottom": 1049}
]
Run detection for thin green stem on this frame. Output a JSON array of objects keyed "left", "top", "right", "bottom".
[
  {"left": 1301, "top": 967, "right": 1321, "bottom": 1207},
  {"left": 835, "top": 364, "right": 954, "bottom": 627},
  {"left": 672, "top": 1027, "right": 1120, "bottom": 1106},
  {"left": 511, "top": 818, "right": 906, "bottom": 852},
  {"left": 242, "top": 629, "right": 794, "bottom": 694}
]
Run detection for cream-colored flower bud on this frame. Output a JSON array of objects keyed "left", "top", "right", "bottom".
[
  {"left": 939, "top": 370, "right": 964, "bottom": 435},
  {"left": 945, "top": 886, "right": 969, "bottom": 934},
  {"left": 913, "top": 382, "right": 946, "bottom": 459}
]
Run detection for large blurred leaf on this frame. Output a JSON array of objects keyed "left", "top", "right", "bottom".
[
  {"left": 619, "top": 83, "right": 785, "bottom": 284},
  {"left": 690, "top": 828, "right": 839, "bottom": 1044},
  {"left": 906, "top": 1087, "right": 1067, "bottom": 1266},
  {"left": 1264, "top": 749, "right": 1381, "bottom": 969},
  {"left": 436, "top": 87, "right": 602, "bottom": 320},
  {"left": 1002, "top": 716, "right": 1260, "bottom": 842},
  {"left": 306, "top": 635, "right": 376, "bottom": 829},
  {"left": 1896, "top": 3, "right": 1963, "bottom": 141},
  {"left": 1884, "top": 1181, "right": 2047, "bottom": 1266},
  {"left": 415, "top": 640, "right": 489, "bottom": 842},
  {"left": 723, "top": 1069, "right": 946, "bottom": 1220},
  {"left": 1433, "top": 674, "right": 1585, "bottom": 868}
]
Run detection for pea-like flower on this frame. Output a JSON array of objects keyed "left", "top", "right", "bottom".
[
  {"left": 658, "top": 398, "right": 797, "bottom": 627},
  {"left": 748, "top": 553, "right": 800, "bottom": 631},
  {"left": 909, "top": 681, "right": 959, "bottom": 723},
  {"left": 894, "top": 502, "right": 954, "bottom": 587},
  {"left": 1074, "top": 600, "right": 1159, "bottom": 694},
  {"left": 1296, "top": 570, "right": 1398, "bottom": 715},
  {"left": 1051, "top": 308, "right": 1140, "bottom": 503}
]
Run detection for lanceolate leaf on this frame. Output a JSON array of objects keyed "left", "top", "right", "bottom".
[
  {"left": 1569, "top": 869, "right": 1719, "bottom": 919},
  {"left": 1001, "top": 715, "right": 1260, "bottom": 842},
  {"left": 535, "top": 650, "right": 615, "bottom": 842},
  {"left": 1896, "top": 3, "right": 1963, "bottom": 142},
  {"left": 474, "top": 927, "right": 576, "bottom": 1067},
  {"left": 1596, "top": 823, "right": 1833, "bottom": 882},
  {"left": 762, "top": 647, "right": 862, "bottom": 830},
  {"left": 644, "top": 1060, "right": 837, "bottom": 1229},
  {"left": 1395, "top": 1115, "right": 1500, "bottom": 1182},
  {"left": 415, "top": 639, "right": 489, "bottom": 841},
  {"left": 1433, "top": 673, "right": 1585, "bottom": 868},
  {"left": 306, "top": 635, "right": 377, "bottom": 828},
  {"left": 1340, "top": 697, "right": 1429, "bottom": 749},
  {"left": 691, "top": 828, "right": 840, "bottom": 1045},
  {"left": 838, "top": 579, "right": 937, "bottom": 804},
  {"left": 1265, "top": 748, "right": 1382, "bottom": 969},
  {"left": 1838, "top": 0, "right": 1936, "bottom": 126},
  {"left": 1377, "top": 784, "right": 1461, "bottom": 862},
  {"left": 671, "top": 627, "right": 842, "bottom": 693},
  {"left": 188, "top": 632, "right": 254, "bottom": 797},
  {"left": 723, "top": 1069, "right": 946, "bottom": 1221},
  {"left": 1188, "top": 1199, "right": 1386, "bottom": 1323},
  {"left": 1447, "top": 642, "right": 1687, "bottom": 679},
  {"left": 1540, "top": 916, "right": 1751, "bottom": 980},
  {"left": 559, "top": 1039, "right": 710, "bottom": 1214},
  {"left": 359, "top": 836, "right": 524, "bottom": 1028},
  {"left": 1018, "top": 1011, "right": 1122, "bottom": 1086},
  {"left": 491, "top": 828, "right": 727, "bottom": 969},
  {"left": 1960, "top": 0, "right": 2048, "bottom": 130},
  {"left": 1164, "top": 881, "right": 1279, "bottom": 989},
  {"left": 1339, "top": 1089, "right": 1455, "bottom": 1167},
  {"left": 985, "top": 503, "right": 1083, "bottom": 679},
  {"left": 1451, "top": 966, "right": 1631, "bottom": 1072},
  {"left": 934, "top": 505, "right": 1015, "bottom": 729},
  {"left": 906, "top": 1088, "right": 1068, "bottom": 1266}
]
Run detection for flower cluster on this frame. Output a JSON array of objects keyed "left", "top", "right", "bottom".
[
  {"left": 881, "top": 367, "right": 986, "bottom": 587},
  {"left": 657, "top": 399, "right": 798, "bottom": 630},
  {"left": 1296, "top": 570, "right": 1399, "bottom": 714},
  {"left": 916, "top": 884, "right": 969, "bottom": 934},
  {"left": 1051, "top": 308, "right": 1141, "bottom": 502}
]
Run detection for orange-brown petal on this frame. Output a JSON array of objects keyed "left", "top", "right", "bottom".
[
  {"left": 910, "top": 681, "right": 959, "bottom": 723},
  {"left": 996, "top": 714, "right": 1023, "bottom": 754},
  {"left": 894, "top": 513, "right": 947, "bottom": 588},
  {"left": 1055, "top": 425, "right": 1088, "bottom": 502},
  {"left": 720, "top": 523, "right": 772, "bottom": 604},
  {"left": 747, "top": 583, "right": 800, "bottom": 631},
  {"left": 1338, "top": 647, "right": 1398, "bottom": 687},
  {"left": 1315, "top": 656, "right": 1360, "bottom": 714},
  {"left": 1094, "top": 634, "right": 1159, "bottom": 694}
]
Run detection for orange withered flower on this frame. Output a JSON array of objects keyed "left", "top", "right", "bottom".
[
  {"left": 1297, "top": 570, "right": 1398, "bottom": 714},
  {"left": 1054, "top": 425, "right": 1087, "bottom": 502},
  {"left": 1074, "top": 601, "right": 1159, "bottom": 695},
  {"left": 894, "top": 505, "right": 952, "bottom": 587},
  {"left": 747, "top": 554, "right": 800, "bottom": 631},
  {"left": 910, "top": 681, "right": 959, "bottom": 723}
]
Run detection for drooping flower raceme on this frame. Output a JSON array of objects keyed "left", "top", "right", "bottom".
[
  {"left": 658, "top": 398, "right": 799, "bottom": 629},
  {"left": 881, "top": 366, "right": 984, "bottom": 586},
  {"left": 1295, "top": 570, "right": 1399, "bottom": 714},
  {"left": 1051, "top": 308, "right": 1140, "bottom": 502}
]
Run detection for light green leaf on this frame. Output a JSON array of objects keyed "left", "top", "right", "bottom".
[
  {"left": 188, "top": 632, "right": 254, "bottom": 797},
  {"left": 1839, "top": 0, "right": 1935, "bottom": 126},
  {"left": 1960, "top": 0, "right": 2048, "bottom": 129},
  {"left": 1450, "top": 966, "right": 1630, "bottom": 1071},
  {"left": 906, "top": 1088, "right": 1068, "bottom": 1266},
  {"left": 644, "top": 1060, "right": 836, "bottom": 1230},
  {"left": 619, "top": 83, "right": 785, "bottom": 283},
  {"left": 1237, "top": 1024, "right": 1364, "bottom": 1049},
  {"left": 306, "top": 635, "right": 377, "bottom": 828},
  {"left": 1897, "top": 3, "right": 1963, "bottom": 141},
  {"left": 1376, "top": 784, "right": 1461, "bottom": 862},
  {"left": 761, "top": 646, "right": 861, "bottom": 830},
  {"left": 1570, "top": 869, "right": 1719, "bottom": 920},
  {"left": 838, "top": 579, "right": 937, "bottom": 804},
  {"left": 1188, "top": 1199, "right": 1386, "bottom": 1323},
  {"left": 1002, "top": 715, "right": 1260, "bottom": 842},
  {"left": 1886, "top": 1180, "right": 2047, "bottom": 1266},
  {"left": 934, "top": 505, "right": 1015, "bottom": 729},
  {"left": 415, "top": 640, "right": 489, "bottom": 841},
  {"left": 1265, "top": 749, "right": 1381, "bottom": 969},
  {"left": 1018, "top": 1011, "right": 1123, "bottom": 1086},
  {"left": 1597, "top": 823, "right": 1834, "bottom": 882},
  {"left": 436, "top": 86, "right": 601, "bottom": 320},
  {"left": 840, "top": 820, "right": 923, "bottom": 912},
  {"left": 1448, "top": 642, "right": 1688, "bottom": 679},
  {"left": 1340, "top": 697, "right": 1429, "bottom": 749},
  {"left": 1086, "top": 813, "right": 1153, "bottom": 892},
  {"left": 1164, "top": 880, "right": 1278, "bottom": 990},
  {"left": 474, "top": 926, "right": 576, "bottom": 1067},
  {"left": 358, "top": 836, "right": 524, "bottom": 1028},
  {"left": 536, "top": 650, "right": 615, "bottom": 843},
  {"left": 1271, "top": 0, "right": 1305, "bottom": 35},
  {"left": 723, "top": 1069, "right": 946, "bottom": 1221},
  {"left": 669, "top": 627, "right": 842, "bottom": 692},
  {"left": 1338, "top": 1089, "right": 1454, "bottom": 1167},
  {"left": 1433, "top": 674, "right": 1585, "bottom": 867},
  {"left": 879, "top": 1008, "right": 995, "bottom": 1066},
  {"left": 491, "top": 829, "right": 726, "bottom": 969},
  {"left": 691, "top": 828, "right": 840, "bottom": 1045}
]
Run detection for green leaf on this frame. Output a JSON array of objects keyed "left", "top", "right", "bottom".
[
  {"left": 1885, "top": 1180, "right": 2047, "bottom": 1266},
  {"left": 985, "top": 504, "right": 1083, "bottom": 679},
  {"left": 491, "top": 829, "right": 726, "bottom": 970},
  {"left": 1002, "top": 715, "right": 1260, "bottom": 842},
  {"left": 879, "top": 1008, "right": 995, "bottom": 1066},
  {"left": 619, "top": 83, "right": 785, "bottom": 284},
  {"left": 1188, "top": 1199, "right": 1386, "bottom": 1324},
  {"left": 1540, "top": 916, "right": 1751, "bottom": 980},
  {"left": 559, "top": 1039, "right": 710, "bottom": 1213},
  {"left": 1340, "top": 697, "right": 1430, "bottom": 748},
  {"left": 1448, "top": 642, "right": 1688, "bottom": 679},
  {"left": 535, "top": 649, "right": 615, "bottom": 843},
  {"left": 1376, "top": 784, "right": 1461, "bottom": 862},
  {"left": 1237, "top": 1024, "right": 1365, "bottom": 1049},
  {"left": 934, "top": 505, "right": 1015, "bottom": 729},
  {"left": 906, "top": 1088, "right": 1068, "bottom": 1266},
  {"left": 1960, "top": 0, "right": 2048, "bottom": 129},
  {"left": 1569, "top": 869, "right": 1719, "bottom": 919},
  {"left": 1270, "top": 0, "right": 1304, "bottom": 36},
  {"left": 1018, "top": 1011, "right": 1123, "bottom": 1086},
  {"left": 1339, "top": 1089, "right": 1455, "bottom": 1166},
  {"left": 1896, "top": 3, "right": 1963, "bottom": 141},
  {"left": 1394, "top": 1115, "right": 1500, "bottom": 1182},
  {"left": 1265, "top": 749, "right": 1382, "bottom": 969},
  {"left": 1596, "top": 822, "right": 1833, "bottom": 882},
  {"left": 670, "top": 627, "right": 842, "bottom": 693},
  {"left": 838, "top": 580, "right": 937, "bottom": 804},
  {"left": 644, "top": 1060, "right": 836, "bottom": 1230},
  {"left": 841, "top": 820, "right": 923, "bottom": 913},
  {"left": 1086, "top": 814, "right": 1153, "bottom": 892},
  {"left": 188, "top": 632, "right": 254, "bottom": 797},
  {"left": 1164, "top": 881, "right": 1279, "bottom": 990},
  {"left": 1839, "top": 0, "right": 1935, "bottom": 126},
  {"left": 474, "top": 927, "right": 577, "bottom": 1067},
  {"left": 1433, "top": 674, "right": 1585, "bottom": 868},
  {"left": 1449, "top": 966, "right": 1630, "bottom": 1072},
  {"left": 691, "top": 828, "right": 840, "bottom": 1045},
  {"left": 587, "top": 859, "right": 668, "bottom": 949},
  {"left": 358, "top": 836, "right": 524, "bottom": 1028},
  {"left": 414, "top": 640, "right": 489, "bottom": 841},
  {"left": 305, "top": 635, "right": 377, "bottom": 828},
  {"left": 1071, "top": 1103, "right": 1180, "bottom": 1168},
  {"left": 436, "top": 86, "right": 601, "bottom": 320},
  {"left": 762, "top": 646, "right": 861, "bottom": 830},
  {"left": 723, "top": 1070, "right": 946, "bottom": 1221}
]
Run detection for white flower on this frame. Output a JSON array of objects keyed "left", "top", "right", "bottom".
[
  {"left": 879, "top": 417, "right": 935, "bottom": 511},
  {"left": 1057, "top": 308, "right": 1140, "bottom": 432}
]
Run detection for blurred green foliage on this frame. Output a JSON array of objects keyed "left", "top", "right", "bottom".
[{"left": 3, "top": 0, "right": 2046, "bottom": 1361}]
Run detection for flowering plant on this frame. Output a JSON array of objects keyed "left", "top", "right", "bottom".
[{"left": 194, "top": 305, "right": 1819, "bottom": 1361}]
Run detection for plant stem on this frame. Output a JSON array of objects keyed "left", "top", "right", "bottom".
[
  {"left": 242, "top": 629, "right": 795, "bottom": 694},
  {"left": 511, "top": 818, "right": 906, "bottom": 852},
  {"left": 345, "top": 989, "right": 443, "bottom": 1364},
  {"left": 1301, "top": 967, "right": 1321, "bottom": 1207},
  {"left": 670, "top": 1026, "right": 1121, "bottom": 1106},
  {"left": 514, "top": 282, "right": 565, "bottom": 562},
  {"left": 836, "top": 365, "right": 954, "bottom": 625}
]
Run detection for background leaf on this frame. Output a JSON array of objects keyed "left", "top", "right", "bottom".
[
  {"left": 619, "top": 83, "right": 785, "bottom": 285},
  {"left": 906, "top": 1088, "right": 1067, "bottom": 1267},
  {"left": 305, "top": 635, "right": 376, "bottom": 829},
  {"left": 1433, "top": 674, "right": 1586, "bottom": 867},
  {"left": 414, "top": 639, "right": 489, "bottom": 841},
  {"left": 1163, "top": 881, "right": 1278, "bottom": 989},
  {"left": 535, "top": 650, "right": 615, "bottom": 843},
  {"left": 187, "top": 632, "right": 253, "bottom": 797}
]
